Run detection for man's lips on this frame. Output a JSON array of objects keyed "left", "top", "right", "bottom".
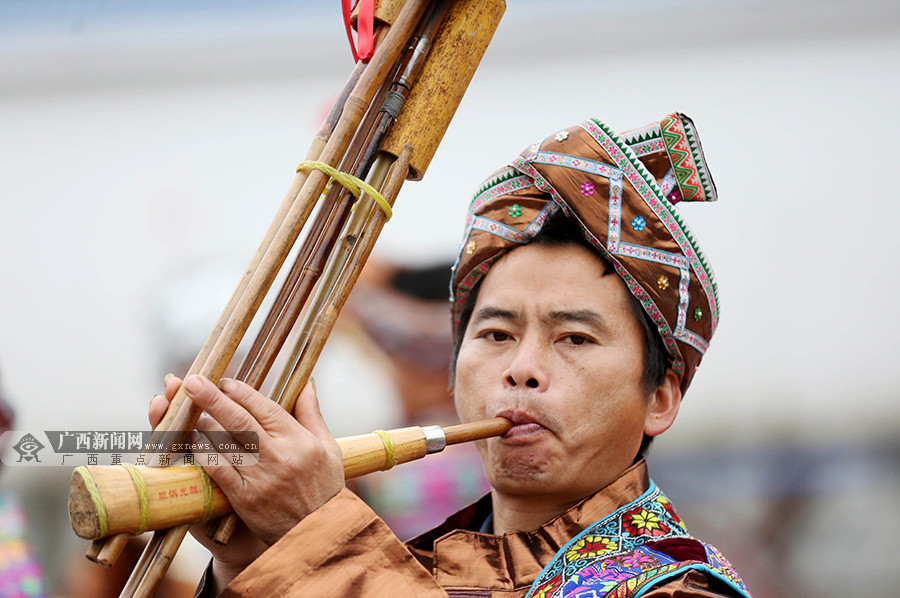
[{"left": 495, "top": 410, "right": 546, "bottom": 439}]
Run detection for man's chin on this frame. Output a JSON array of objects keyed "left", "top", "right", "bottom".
[{"left": 487, "top": 456, "right": 553, "bottom": 491}]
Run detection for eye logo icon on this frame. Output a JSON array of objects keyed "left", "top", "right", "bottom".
[{"left": 13, "top": 433, "right": 45, "bottom": 462}]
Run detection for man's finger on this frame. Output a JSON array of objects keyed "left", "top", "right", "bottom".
[
  {"left": 193, "top": 415, "right": 246, "bottom": 491},
  {"left": 165, "top": 374, "right": 182, "bottom": 401},
  {"left": 183, "top": 375, "right": 266, "bottom": 439},
  {"left": 148, "top": 395, "right": 169, "bottom": 430},
  {"left": 292, "top": 379, "right": 335, "bottom": 446},
  {"left": 217, "top": 378, "right": 301, "bottom": 437},
  {"left": 194, "top": 412, "right": 259, "bottom": 458}
]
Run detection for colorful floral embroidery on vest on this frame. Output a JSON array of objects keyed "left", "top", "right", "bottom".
[{"left": 523, "top": 483, "right": 751, "bottom": 598}]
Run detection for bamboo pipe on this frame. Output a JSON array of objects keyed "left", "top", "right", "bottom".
[
  {"left": 231, "top": 28, "right": 396, "bottom": 390},
  {"left": 269, "top": 150, "right": 401, "bottom": 407},
  {"left": 382, "top": 0, "right": 505, "bottom": 180},
  {"left": 85, "top": 42, "right": 373, "bottom": 573},
  {"left": 205, "top": 8, "right": 446, "bottom": 542},
  {"left": 69, "top": 418, "right": 511, "bottom": 540},
  {"left": 152, "top": 0, "right": 431, "bottom": 449},
  {"left": 209, "top": 147, "right": 410, "bottom": 546},
  {"left": 133, "top": 524, "right": 190, "bottom": 598},
  {"left": 115, "top": 4, "right": 435, "bottom": 592}
]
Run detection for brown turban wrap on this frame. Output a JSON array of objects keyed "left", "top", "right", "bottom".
[{"left": 451, "top": 113, "right": 718, "bottom": 394}]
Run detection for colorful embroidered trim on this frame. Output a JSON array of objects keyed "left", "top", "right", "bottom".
[
  {"left": 524, "top": 482, "right": 752, "bottom": 598},
  {"left": 530, "top": 151, "right": 620, "bottom": 179},
  {"left": 660, "top": 114, "right": 715, "bottom": 203},
  {"left": 659, "top": 170, "right": 678, "bottom": 198},
  {"left": 620, "top": 123, "right": 666, "bottom": 158},
  {"left": 471, "top": 171, "right": 535, "bottom": 214}
]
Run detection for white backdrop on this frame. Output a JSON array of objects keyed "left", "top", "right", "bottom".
[{"left": 1, "top": 0, "right": 898, "bottom": 587}]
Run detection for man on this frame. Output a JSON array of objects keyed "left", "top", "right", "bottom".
[{"left": 150, "top": 113, "right": 752, "bottom": 597}]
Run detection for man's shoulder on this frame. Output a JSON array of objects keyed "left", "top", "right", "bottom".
[{"left": 645, "top": 568, "right": 749, "bottom": 598}]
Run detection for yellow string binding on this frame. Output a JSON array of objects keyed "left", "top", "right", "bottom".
[
  {"left": 296, "top": 160, "right": 392, "bottom": 221},
  {"left": 120, "top": 463, "right": 151, "bottom": 535},
  {"left": 372, "top": 429, "right": 397, "bottom": 470},
  {"left": 75, "top": 466, "right": 109, "bottom": 538},
  {"left": 195, "top": 466, "right": 215, "bottom": 523}
]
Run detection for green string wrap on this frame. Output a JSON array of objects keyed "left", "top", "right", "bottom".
[
  {"left": 196, "top": 466, "right": 215, "bottom": 522},
  {"left": 120, "top": 463, "right": 151, "bottom": 535},
  {"left": 75, "top": 466, "right": 109, "bottom": 538},
  {"left": 296, "top": 160, "right": 392, "bottom": 221}
]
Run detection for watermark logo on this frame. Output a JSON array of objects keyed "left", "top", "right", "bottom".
[
  {"left": 12, "top": 433, "right": 45, "bottom": 462},
  {"left": 0, "top": 431, "right": 258, "bottom": 467}
]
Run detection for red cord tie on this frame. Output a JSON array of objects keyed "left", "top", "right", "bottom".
[{"left": 341, "top": 0, "right": 375, "bottom": 63}]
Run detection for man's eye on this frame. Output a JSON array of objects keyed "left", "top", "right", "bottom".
[
  {"left": 563, "top": 334, "right": 589, "bottom": 346},
  {"left": 486, "top": 331, "right": 511, "bottom": 342}
]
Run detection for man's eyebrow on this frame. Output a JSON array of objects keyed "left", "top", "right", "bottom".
[
  {"left": 545, "top": 309, "right": 610, "bottom": 330},
  {"left": 471, "top": 306, "right": 520, "bottom": 325}
]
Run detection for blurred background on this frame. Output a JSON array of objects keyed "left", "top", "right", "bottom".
[{"left": 1, "top": 0, "right": 898, "bottom": 595}]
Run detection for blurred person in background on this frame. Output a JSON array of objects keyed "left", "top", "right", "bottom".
[
  {"left": 342, "top": 260, "right": 490, "bottom": 539},
  {"left": 0, "top": 371, "right": 46, "bottom": 598}
]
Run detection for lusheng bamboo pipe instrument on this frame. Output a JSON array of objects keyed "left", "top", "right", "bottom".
[
  {"left": 69, "top": 418, "right": 512, "bottom": 540},
  {"left": 72, "top": 0, "right": 507, "bottom": 595},
  {"left": 110, "top": 4, "right": 435, "bottom": 588}
]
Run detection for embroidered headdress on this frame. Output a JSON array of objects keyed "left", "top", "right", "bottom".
[{"left": 451, "top": 113, "right": 718, "bottom": 393}]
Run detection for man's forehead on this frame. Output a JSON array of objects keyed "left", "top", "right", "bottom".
[{"left": 474, "top": 244, "right": 632, "bottom": 316}]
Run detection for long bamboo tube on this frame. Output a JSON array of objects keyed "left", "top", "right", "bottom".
[
  {"left": 382, "top": 0, "right": 505, "bottom": 179},
  {"left": 204, "top": 3, "right": 451, "bottom": 545},
  {"left": 156, "top": 0, "right": 431, "bottom": 445},
  {"left": 115, "top": 5, "right": 436, "bottom": 594},
  {"left": 87, "top": 41, "right": 373, "bottom": 573},
  {"left": 69, "top": 418, "right": 511, "bottom": 540}
]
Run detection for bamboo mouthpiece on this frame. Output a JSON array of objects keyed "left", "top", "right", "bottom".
[{"left": 68, "top": 418, "right": 511, "bottom": 540}]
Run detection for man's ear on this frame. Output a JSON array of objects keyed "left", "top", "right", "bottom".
[{"left": 644, "top": 369, "right": 682, "bottom": 437}]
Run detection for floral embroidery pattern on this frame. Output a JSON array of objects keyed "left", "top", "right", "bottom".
[
  {"left": 580, "top": 181, "right": 595, "bottom": 196},
  {"left": 657, "top": 496, "right": 682, "bottom": 527},
  {"left": 565, "top": 536, "right": 618, "bottom": 562},
  {"left": 508, "top": 203, "right": 523, "bottom": 218},
  {"left": 533, "top": 576, "right": 562, "bottom": 598},
  {"left": 622, "top": 507, "right": 669, "bottom": 538},
  {"left": 657, "top": 275, "right": 669, "bottom": 290},
  {"left": 693, "top": 306, "right": 703, "bottom": 321},
  {"left": 555, "top": 130, "right": 569, "bottom": 142},
  {"left": 523, "top": 484, "right": 752, "bottom": 598},
  {"left": 619, "top": 552, "right": 657, "bottom": 568},
  {"left": 631, "top": 216, "right": 646, "bottom": 231},
  {"left": 465, "top": 240, "right": 476, "bottom": 255}
]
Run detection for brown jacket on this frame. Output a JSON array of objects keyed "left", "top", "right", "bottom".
[{"left": 216, "top": 461, "right": 740, "bottom": 597}]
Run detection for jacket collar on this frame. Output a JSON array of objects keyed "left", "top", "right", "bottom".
[{"left": 406, "top": 460, "right": 651, "bottom": 591}]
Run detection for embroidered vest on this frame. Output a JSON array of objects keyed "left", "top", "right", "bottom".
[{"left": 524, "top": 482, "right": 752, "bottom": 598}]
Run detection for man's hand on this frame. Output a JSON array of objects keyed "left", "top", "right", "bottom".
[{"left": 149, "top": 374, "right": 345, "bottom": 586}]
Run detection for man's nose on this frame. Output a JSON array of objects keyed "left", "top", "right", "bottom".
[{"left": 503, "top": 337, "right": 548, "bottom": 391}]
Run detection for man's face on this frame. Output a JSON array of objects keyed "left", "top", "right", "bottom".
[{"left": 454, "top": 242, "right": 655, "bottom": 504}]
